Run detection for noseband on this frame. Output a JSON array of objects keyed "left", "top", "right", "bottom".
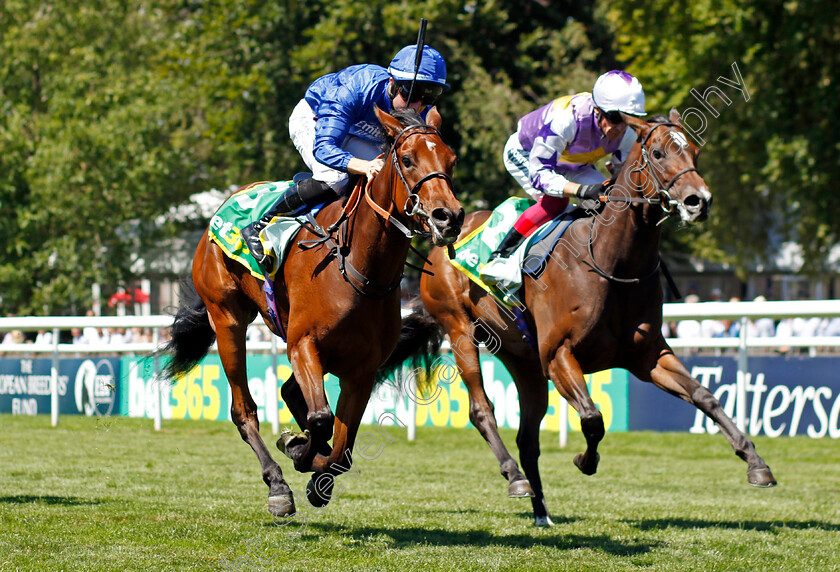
[
  {"left": 389, "top": 124, "right": 455, "bottom": 237},
  {"left": 630, "top": 122, "right": 699, "bottom": 214}
]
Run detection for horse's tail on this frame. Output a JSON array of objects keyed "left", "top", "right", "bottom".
[
  {"left": 376, "top": 298, "right": 443, "bottom": 396},
  {"left": 157, "top": 282, "right": 216, "bottom": 380}
]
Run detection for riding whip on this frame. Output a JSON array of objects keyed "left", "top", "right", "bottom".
[{"left": 406, "top": 18, "right": 428, "bottom": 104}]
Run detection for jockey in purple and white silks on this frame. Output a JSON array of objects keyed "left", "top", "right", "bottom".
[
  {"left": 480, "top": 70, "right": 646, "bottom": 287},
  {"left": 241, "top": 45, "right": 449, "bottom": 270}
]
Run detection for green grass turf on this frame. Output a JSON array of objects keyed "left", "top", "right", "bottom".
[{"left": 1, "top": 415, "right": 839, "bottom": 571}]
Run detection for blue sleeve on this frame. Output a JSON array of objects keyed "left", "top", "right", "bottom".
[
  {"left": 311, "top": 83, "right": 359, "bottom": 172},
  {"left": 308, "top": 66, "right": 390, "bottom": 172}
]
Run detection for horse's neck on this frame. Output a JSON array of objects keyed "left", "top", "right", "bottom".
[
  {"left": 593, "top": 150, "right": 662, "bottom": 274},
  {"left": 346, "top": 175, "right": 411, "bottom": 286}
]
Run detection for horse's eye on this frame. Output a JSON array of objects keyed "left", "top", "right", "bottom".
[
  {"left": 652, "top": 149, "right": 663, "bottom": 160},
  {"left": 401, "top": 156, "right": 412, "bottom": 168}
]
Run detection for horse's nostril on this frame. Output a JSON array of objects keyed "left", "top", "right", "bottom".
[
  {"left": 431, "top": 208, "right": 450, "bottom": 223},
  {"left": 684, "top": 194, "right": 702, "bottom": 209},
  {"left": 432, "top": 207, "right": 461, "bottom": 226}
]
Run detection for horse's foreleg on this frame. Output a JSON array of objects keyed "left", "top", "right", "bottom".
[
  {"left": 447, "top": 324, "right": 531, "bottom": 497},
  {"left": 210, "top": 306, "right": 295, "bottom": 516},
  {"left": 282, "top": 336, "right": 334, "bottom": 473},
  {"left": 548, "top": 345, "right": 604, "bottom": 476},
  {"left": 631, "top": 342, "right": 777, "bottom": 487},
  {"left": 279, "top": 374, "right": 331, "bottom": 458},
  {"left": 303, "top": 375, "right": 376, "bottom": 508},
  {"left": 499, "top": 354, "right": 552, "bottom": 526}
]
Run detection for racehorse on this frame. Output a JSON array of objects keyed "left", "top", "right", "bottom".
[
  {"left": 160, "top": 107, "right": 463, "bottom": 517},
  {"left": 388, "top": 109, "right": 776, "bottom": 526}
]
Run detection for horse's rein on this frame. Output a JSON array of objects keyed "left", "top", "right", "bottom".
[
  {"left": 599, "top": 122, "right": 698, "bottom": 216},
  {"left": 582, "top": 122, "right": 698, "bottom": 285},
  {"left": 387, "top": 124, "right": 454, "bottom": 238},
  {"left": 297, "top": 123, "right": 453, "bottom": 297}
]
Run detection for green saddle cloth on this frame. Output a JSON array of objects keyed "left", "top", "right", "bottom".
[
  {"left": 446, "top": 197, "right": 534, "bottom": 296},
  {"left": 208, "top": 181, "right": 299, "bottom": 280}
]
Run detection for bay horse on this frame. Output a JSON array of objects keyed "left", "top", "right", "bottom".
[
  {"left": 160, "top": 107, "right": 463, "bottom": 517},
  {"left": 391, "top": 109, "right": 776, "bottom": 526}
]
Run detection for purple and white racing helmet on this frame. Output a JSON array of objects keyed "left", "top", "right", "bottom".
[{"left": 592, "top": 70, "right": 646, "bottom": 116}]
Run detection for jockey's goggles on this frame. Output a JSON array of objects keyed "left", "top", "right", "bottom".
[
  {"left": 600, "top": 109, "right": 625, "bottom": 125},
  {"left": 397, "top": 82, "right": 443, "bottom": 106}
]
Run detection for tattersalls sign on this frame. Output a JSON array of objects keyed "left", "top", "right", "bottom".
[{"left": 628, "top": 356, "right": 840, "bottom": 438}]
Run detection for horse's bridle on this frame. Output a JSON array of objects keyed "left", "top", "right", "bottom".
[
  {"left": 388, "top": 123, "right": 455, "bottom": 238},
  {"left": 622, "top": 122, "right": 699, "bottom": 215},
  {"left": 298, "top": 122, "right": 455, "bottom": 298},
  {"left": 584, "top": 121, "right": 699, "bottom": 286}
]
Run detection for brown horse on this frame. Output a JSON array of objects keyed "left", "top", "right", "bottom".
[
  {"left": 391, "top": 109, "right": 776, "bottom": 526},
  {"left": 160, "top": 107, "right": 463, "bottom": 517}
]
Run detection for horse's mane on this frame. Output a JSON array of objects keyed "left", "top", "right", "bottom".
[
  {"left": 646, "top": 114, "right": 670, "bottom": 124},
  {"left": 381, "top": 108, "right": 426, "bottom": 150}
]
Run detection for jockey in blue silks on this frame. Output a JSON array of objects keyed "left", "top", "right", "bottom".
[
  {"left": 479, "top": 70, "right": 646, "bottom": 286},
  {"left": 241, "top": 45, "right": 449, "bottom": 268}
]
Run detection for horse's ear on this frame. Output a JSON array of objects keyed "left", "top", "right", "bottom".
[
  {"left": 426, "top": 106, "right": 442, "bottom": 129},
  {"left": 622, "top": 113, "right": 651, "bottom": 142},
  {"left": 669, "top": 107, "right": 683, "bottom": 127},
  {"left": 374, "top": 105, "right": 405, "bottom": 139}
]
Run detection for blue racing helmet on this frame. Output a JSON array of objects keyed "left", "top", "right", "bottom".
[{"left": 388, "top": 45, "right": 449, "bottom": 90}]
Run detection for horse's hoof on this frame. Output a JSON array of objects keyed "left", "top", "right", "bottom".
[
  {"left": 534, "top": 515, "right": 554, "bottom": 527},
  {"left": 268, "top": 494, "right": 296, "bottom": 517},
  {"left": 573, "top": 452, "right": 600, "bottom": 476},
  {"left": 508, "top": 479, "right": 535, "bottom": 498},
  {"left": 306, "top": 474, "right": 334, "bottom": 508},
  {"left": 748, "top": 467, "right": 777, "bottom": 487},
  {"left": 276, "top": 430, "right": 309, "bottom": 459}
]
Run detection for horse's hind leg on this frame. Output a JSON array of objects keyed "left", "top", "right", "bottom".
[
  {"left": 207, "top": 302, "right": 296, "bottom": 516},
  {"left": 547, "top": 344, "right": 604, "bottom": 476},
  {"left": 630, "top": 341, "right": 776, "bottom": 487},
  {"left": 498, "top": 352, "right": 552, "bottom": 526},
  {"left": 443, "top": 318, "right": 532, "bottom": 497}
]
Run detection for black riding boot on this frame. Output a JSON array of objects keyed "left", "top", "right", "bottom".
[
  {"left": 488, "top": 227, "right": 527, "bottom": 260},
  {"left": 241, "top": 178, "right": 336, "bottom": 265}
]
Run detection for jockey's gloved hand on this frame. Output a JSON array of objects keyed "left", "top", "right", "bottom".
[{"left": 575, "top": 183, "right": 604, "bottom": 202}]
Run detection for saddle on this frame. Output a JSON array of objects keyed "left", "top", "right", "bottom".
[
  {"left": 208, "top": 180, "right": 328, "bottom": 340},
  {"left": 447, "top": 197, "right": 591, "bottom": 301}
]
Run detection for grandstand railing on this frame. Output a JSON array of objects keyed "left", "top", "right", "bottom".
[{"left": 3, "top": 300, "right": 840, "bottom": 440}]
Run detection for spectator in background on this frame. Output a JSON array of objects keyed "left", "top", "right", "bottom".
[
  {"left": 34, "top": 329, "right": 53, "bottom": 346},
  {"left": 82, "top": 310, "right": 101, "bottom": 345},
  {"left": 699, "top": 289, "right": 727, "bottom": 338},
  {"left": 129, "top": 328, "right": 152, "bottom": 344},
  {"left": 246, "top": 324, "right": 269, "bottom": 344},
  {"left": 724, "top": 296, "right": 741, "bottom": 337},
  {"left": 749, "top": 295, "right": 776, "bottom": 338},
  {"left": 109, "top": 328, "right": 127, "bottom": 345},
  {"left": 675, "top": 294, "right": 702, "bottom": 339},
  {"left": 822, "top": 317, "right": 840, "bottom": 337},
  {"left": 2, "top": 330, "right": 25, "bottom": 345}
]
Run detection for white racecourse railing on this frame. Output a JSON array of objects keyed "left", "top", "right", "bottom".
[{"left": 3, "top": 300, "right": 840, "bottom": 439}]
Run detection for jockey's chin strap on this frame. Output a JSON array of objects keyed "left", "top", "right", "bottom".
[{"left": 296, "top": 124, "right": 454, "bottom": 298}]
